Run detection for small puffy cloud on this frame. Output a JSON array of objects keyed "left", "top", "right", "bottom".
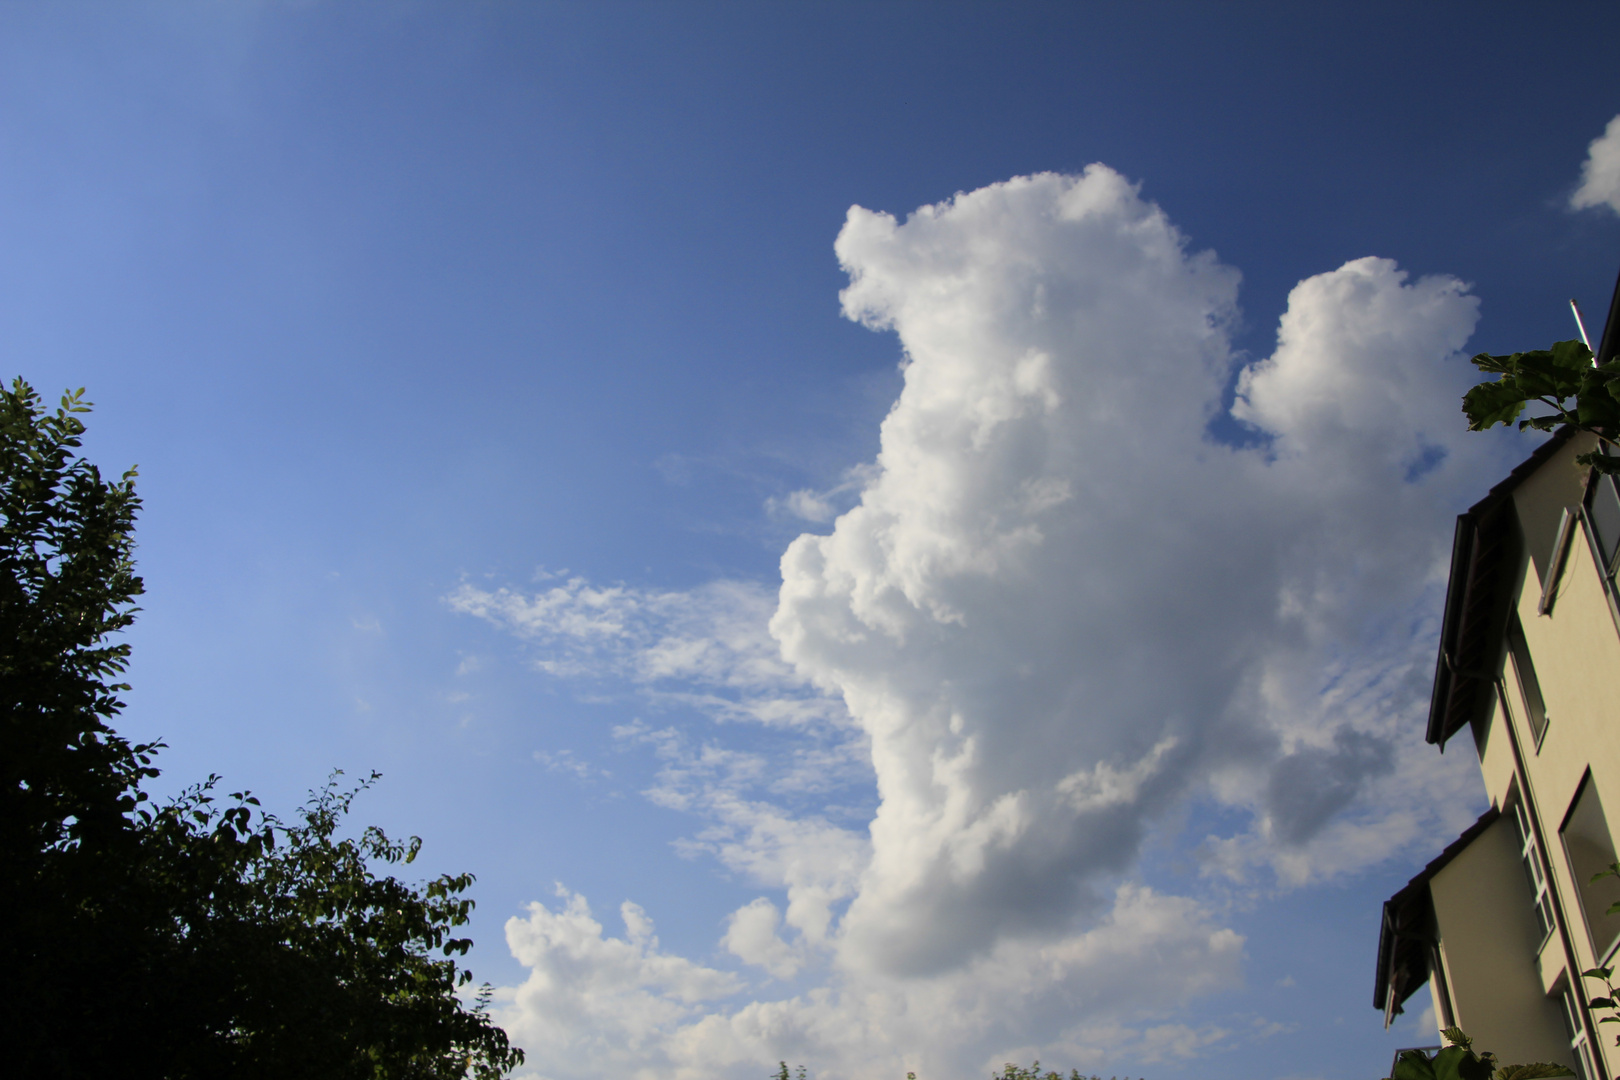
[
  {"left": 723, "top": 898, "right": 802, "bottom": 978},
  {"left": 1234, "top": 255, "right": 1477, "bottom": 469},
  {"left": 765, "top": 465, "right": 880, "bottom": 524},
  {"left": 767, "top": 488, "right": 837, "bottom": 524},
  {"left": 1572, "top": 113, "right": 1620, "bottom": 214},
  {"left": 496, "top": 888, "right": 744, "bottom": 1074}
]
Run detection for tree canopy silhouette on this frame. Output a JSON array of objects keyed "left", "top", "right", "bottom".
[{"left": 0, "top": 379, "right": 522, "bottom": 1078}]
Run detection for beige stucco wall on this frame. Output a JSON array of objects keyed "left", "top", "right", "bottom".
[
  {"left": 1449, "top": 432, "right": 1620, "bottom": 1079},
  {"left": 1512, "top": 447, "right": 1620, "bottom": 987},
  {"left": 1474, "top": 691, "right": 1516, "bottom": 812},
  {"left": 1430, "top": 816, "right": 1571, "bottom": 1067},
  {"left": 1512, "top": 434, "right": 1595, "bottom": 587},
  {"left": 1469, "top": 435, "right": 1600, "bottom": 815},
  {"left": 1384, "top": 435, "right": 1620, "bottom": 1072}
]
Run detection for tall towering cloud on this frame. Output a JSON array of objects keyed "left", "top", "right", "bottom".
[
  {"left": 464, "top": 167, "right": 1515, "bottom": 1077},
  {"left": 773, "top": 169, "right": 1489, "bottom": 978}
]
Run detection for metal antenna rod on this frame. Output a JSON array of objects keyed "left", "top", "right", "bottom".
[{"left": 1571, "top": 299, "right": 1594, "bottom": 351}]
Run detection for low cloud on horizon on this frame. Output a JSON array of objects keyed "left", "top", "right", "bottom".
[{"left": 452, "top": 162, "right": 1554, "bottom": 1079}]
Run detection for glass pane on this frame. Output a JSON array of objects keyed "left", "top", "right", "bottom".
[
  {"left": 1588, "top": 474, "right": 1620, "bottom": 571},
  {"left": 1562, "top": 778, "right": 1620, "bottom": 959},
  {"left": 1508, "top": 615, "right": 1549, "bottom": 741},
  {"left": 1560, "top": 991, "right": 1592, "bottom": 1080}
]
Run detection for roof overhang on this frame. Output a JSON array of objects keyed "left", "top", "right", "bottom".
[{"left": 1423, "top": 435, "right": 1572, "bottom": 747}]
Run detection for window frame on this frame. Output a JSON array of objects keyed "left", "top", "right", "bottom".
[
  {"left": 1577, "top": 470, "right": 1620, "bottom": 639},
  {"left": 1513, "top": 794, "right": 1558, "bottom": 949},
  {"left": 1559, "top": 770, "right": 1620, "bottom": 965},
  {"left": 1506, "top": 612, "right": 1550, "bottom": 748},
  {"left": 1584, "top": 471, "right": 1620, "bottom": 577},
  {"left": 1560, "top": 979, "right": 1598, "bottom": 1080}
]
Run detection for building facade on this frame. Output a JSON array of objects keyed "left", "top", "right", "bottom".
[{"left": 1374, "top": 419, "right": 1620, "bottom": 1079}]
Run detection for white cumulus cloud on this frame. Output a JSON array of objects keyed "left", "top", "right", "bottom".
[
  {"left": 466, "top": 166, "right": 1516, "bottom": 1078},
  {"left": 723, "top": 898, "right": 803, "bottom": 979},
  {"left": 495, "top": 887, "right": 745, "bottom": 1075},
  {"left": 773, "top": 168, "right": 1494, "bottom": 980},
  {"left": 1572, "top": 113, "right": 1620, "bottom": 214},
  {"left": 497, "top": 883, "right": 1244, "bottom": 1080}
]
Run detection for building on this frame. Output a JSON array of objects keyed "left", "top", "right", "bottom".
[{"left": 1374, "top": 282, "right": 1620, "bottom": 1080}]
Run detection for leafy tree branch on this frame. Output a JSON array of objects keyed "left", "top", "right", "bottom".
[{"left": 1462, "top": 339, "right": 1620, "bottom": 473}]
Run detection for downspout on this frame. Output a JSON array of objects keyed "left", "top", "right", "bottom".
[{"left": 1428, "top": 935, "right": 1457, "bottom": 1030}]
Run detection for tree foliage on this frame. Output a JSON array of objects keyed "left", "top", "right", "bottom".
[
  {"left": 1462, "top": 339, "right": 1620, "bottom": 473},
  {"left": 0, "top": 379, "right": 152, "bottom": 859},
  {"left": 0, "top": 379, "right": 522, "bottom": 1077},
  {"left": 1578, "top": 861, "right": 1620, "bottom": 1054},
  {"left": 896, "top": 1063, "right": 1136, "bottom": 1080},
  {"left": 987, "top": 1065, "right": 1136, "bottom": 1080},
  {"left": 113, "top": 771, "right": 522, "bottom": 1078},
  {"left": 1384, "top": 1028, "right": 1572, "bottom": 1080}
]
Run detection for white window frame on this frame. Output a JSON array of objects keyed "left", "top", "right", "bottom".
[
  {"left": 1514, "top": 797, "right": 1557, "bottom": 946},
  {"left": 1561, "top": 982, "right": 1598, "bottom": 1080}
]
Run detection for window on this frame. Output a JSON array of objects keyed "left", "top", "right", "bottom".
[
  {"left": 1560, "top": 983, "right": 1597, "bottom": 1080},
  {"left": 1515, "top": 798, "right": 1557, "bottom": 943},
  {"left": 1561, "top": 774, "right": 1620, "bottom": 960},
  {"left": 1586, "top": 472, "right": 1620, "bottom": 575},
  {"left": 1507, "top": 614, "right": 1549, "bottom": 743}
]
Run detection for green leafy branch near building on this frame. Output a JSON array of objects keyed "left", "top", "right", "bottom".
[
  {"left": 1462, "top": 339, "right": 1620, "bottom": 473},
  {"left": 1385, "top": 1028, "right": 1572, "bottom": 1080}
]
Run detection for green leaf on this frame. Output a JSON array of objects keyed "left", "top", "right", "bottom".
[
  {"left": 1520, "top": 414, "right": 1566, "bottom": 433},
  {"left": 1462, "top": 380, "right": 1530, "bottom": 430},
  {"left": 1548, "top": 338, "right": 1596, "bottom": 374},
  {"left": 1494, "top": 1065, "right": 1576, "bottom": 1080},
  {"left": 1391, "top": 1050, "right": 1439, "bottom": 1080},
  {"left": 1452, "top": 1049, "right": 1496, "bottom": 1080}
]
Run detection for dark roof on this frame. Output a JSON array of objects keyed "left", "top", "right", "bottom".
[
  {"left": 1425, "top": 430, "right": 1572, "bottom": 747},
  {"left": 1374, "top": 807, "right": 1501, "bottom": 1018}
]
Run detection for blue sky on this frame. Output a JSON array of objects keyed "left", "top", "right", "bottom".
[{"left": 8, "top": 4, "right": 1620, "bottom": 1078}]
